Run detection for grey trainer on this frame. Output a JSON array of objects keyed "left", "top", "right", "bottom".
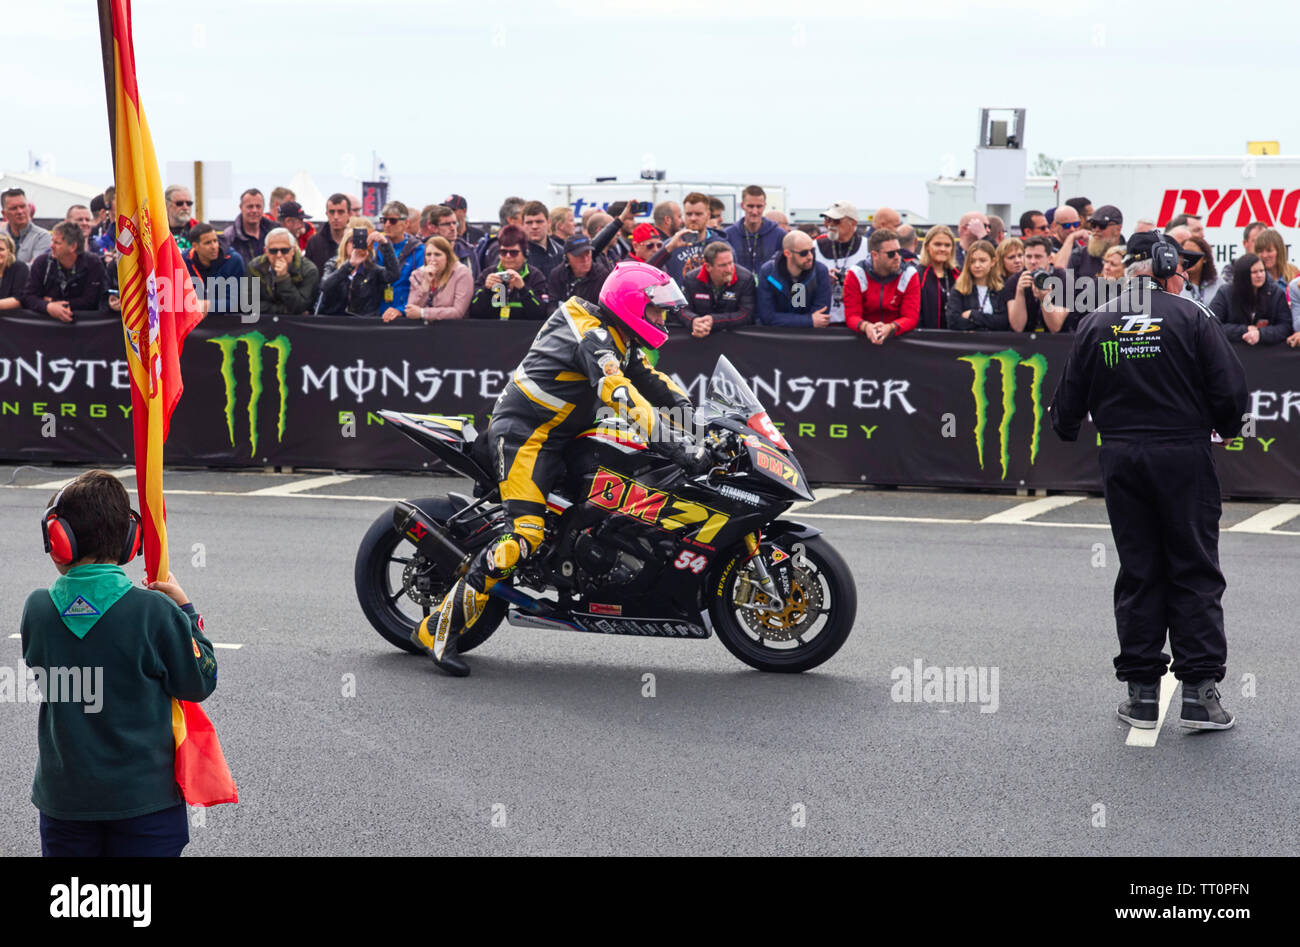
[
  {"left": 1180, "top": 679, "right": 1234, "bottom": 731},
  {"left": 1118, "top": 680, "right": 1160, "bottom": 728}
]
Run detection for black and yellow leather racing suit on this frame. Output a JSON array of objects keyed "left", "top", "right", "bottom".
[{"left": 412, "top": 295, "right": 692, "bottom": 674}]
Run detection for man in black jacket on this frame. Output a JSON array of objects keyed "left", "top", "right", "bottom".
[
  {"left": 21, "top": 222, "right": 107, "bottom": 321},
  {"left": 546, "top": 234, "right": 610, "bottom": 313},
  {"left": 1050, "top": 231, "right": 1248, "bottom": 732},
  {"left": 678, "top": 241, "right": 755, "bottom": 338}
]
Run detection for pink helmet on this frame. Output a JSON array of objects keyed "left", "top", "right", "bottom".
[{"left": 598, "top": 261, "right": 687, "bottom": 349}]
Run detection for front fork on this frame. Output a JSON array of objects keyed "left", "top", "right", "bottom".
[{"left": 735, "top": 532, "right": 785, "bottom": 611}]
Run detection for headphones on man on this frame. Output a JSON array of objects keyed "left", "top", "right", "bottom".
[
  {"left": 1150, "top": 233, "right": 1181, "bottom": 280},
  {"left": 41, "top": 486, "right": 143, "bottom": 566}
]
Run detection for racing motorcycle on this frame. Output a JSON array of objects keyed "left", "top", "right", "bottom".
[{"left": 354, "top": 356, "right": 857, "bottom": 672}]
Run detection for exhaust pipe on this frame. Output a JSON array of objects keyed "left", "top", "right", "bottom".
[{"left": 393, "top": 501, "right": 470, "bottom": 573}]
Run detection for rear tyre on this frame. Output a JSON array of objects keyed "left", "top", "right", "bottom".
[
  {"left": 709, "top": 535, "right": 856, "bottom": 673},
  {"left": 354, "top": 497, "right": 505, "bottom": 655}
]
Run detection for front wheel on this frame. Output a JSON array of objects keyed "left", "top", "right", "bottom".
[
  {"left": 709, "top": 535, "right": 856, "bottom": 673},
  {"left": 354, "top": 498, "right": 506, "bottom": 655}
]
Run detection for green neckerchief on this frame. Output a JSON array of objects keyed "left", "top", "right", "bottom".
[{"left": 48, "top": 563, "right": 134, "bottom": 638}]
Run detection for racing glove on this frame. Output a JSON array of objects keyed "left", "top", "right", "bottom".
[{"left": 659, "top": 438, "right": 713, "bottom": 476}]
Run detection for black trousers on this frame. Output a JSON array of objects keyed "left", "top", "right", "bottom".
[{"left": 1098, "top": 438, "right": 1227, "bottom": 684}]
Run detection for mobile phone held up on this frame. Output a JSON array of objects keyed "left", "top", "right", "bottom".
[{"left": 351, "top": 230, "right": 368, "bottom": 250}]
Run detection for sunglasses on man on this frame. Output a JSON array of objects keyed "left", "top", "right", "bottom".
[
  {"left": 381, "top": 217, "right": 404, "bottom": 225},
  {"left": 499, "top": 248, "right": 524, "bottom": 257},
  {"left": 266, "top": 246, "right": 293, "bottom": 255},
  {"left": 171, "top": 199, "right": 193, "bottom": 207},
  {"left": 1059, "top": 221, "right": 1081, "bottom": 230}
]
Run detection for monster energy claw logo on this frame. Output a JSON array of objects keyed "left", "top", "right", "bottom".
[
  {"left": 1100, "top": 339, "right": 1119, "bottom": 368},
  {"left": 957, "top": 348, "right": 1047, "bottom": 480},
  {"left": 209, "top": 331, "right": 291, "bottom": 456}
]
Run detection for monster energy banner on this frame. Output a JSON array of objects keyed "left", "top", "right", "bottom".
[{"left": 2, "top": 312, "right": 1299, "bottom": 498}]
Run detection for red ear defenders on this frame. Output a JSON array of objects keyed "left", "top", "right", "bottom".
[{"left": 41, "top": 487, "right": 143, "bottom": 566}]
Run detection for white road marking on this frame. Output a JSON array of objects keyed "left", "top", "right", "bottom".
[
  {"left": 244, "top": 474, "right": 364, "bottom": 496},
  {"left": 800, "top": 512, "right": 976, "bottom": 525},
  {"left": 978, "top": 495, "right": 1085, "bottom": 524},
  {"left": 28, "top": 466, "right": 136, "bottom": 490},
  {"left": 788, "top": 488, "right": 852, "bottom": 512},
  {"left": 9, "top": 632, "right": 242, "bottom": 649},
  {"left": 1125, "top": 676, "right": 1179, "bottom": 747},
  {"left": 1227, "top": 503, "right": 1300, "bottom": 534}
]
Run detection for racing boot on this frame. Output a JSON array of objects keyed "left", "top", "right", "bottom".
[
  {"left": 1179, "top": 678, "right": 1235, "bottom": 731},
  {"left": 1117, "top": 679, "right": 1160, "bottom": 729}
]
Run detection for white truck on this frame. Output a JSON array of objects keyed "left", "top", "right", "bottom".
[
  {"left": 547, "top": 181, "right": 786, "bottom": 226},
  {"left": 1057, "top": 155, "right": 1300, "bottom": 270}
]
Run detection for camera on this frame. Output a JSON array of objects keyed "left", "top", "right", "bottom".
[
  {"left": 351, "top": 230, "right": 368, "bottom": 250},
  {"left": 1030, "top": 268, "right": 1052, "bottom": 291}
]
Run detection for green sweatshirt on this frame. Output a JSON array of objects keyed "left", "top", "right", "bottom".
[{"left": 19, "top": 564, "right": 218, "bottom": 821}]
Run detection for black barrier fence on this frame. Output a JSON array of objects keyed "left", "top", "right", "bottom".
[{"left": 2, "top": 311, "right": 1298, "bottom": 497}]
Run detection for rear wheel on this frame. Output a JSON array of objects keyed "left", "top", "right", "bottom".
[
  {"left": 354, "top": 498, "right": 505, "bottom": 655},
  {"left": 709, "top": 535, "right": 856, "bottom": 673}
]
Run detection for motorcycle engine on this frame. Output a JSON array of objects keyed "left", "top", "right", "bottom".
[{"left": 573, "top": 523, "right": 649, "bottom": 592}]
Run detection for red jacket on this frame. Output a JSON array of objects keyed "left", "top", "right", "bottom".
[{"left": 843, "top": 262, "right": 920, "bottom": 334}]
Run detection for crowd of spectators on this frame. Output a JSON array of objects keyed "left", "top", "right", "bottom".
[{"left": 2, "top": 180, "right": 1300, "bottom": 349}]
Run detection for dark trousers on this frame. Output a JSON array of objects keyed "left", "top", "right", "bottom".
[
  {"left": 40, "top": 803, "right": 189, "bottom": 857},
  {"left": 1099, "top": 438, "right": 1228, "bottom": 684}
]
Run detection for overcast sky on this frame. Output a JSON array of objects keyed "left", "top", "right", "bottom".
[{"left": 6, "top": 0, "right": 1294, "bottom": 217}]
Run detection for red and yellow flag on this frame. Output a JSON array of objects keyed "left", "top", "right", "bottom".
[{"left": 104, "top": 0, "right": 204, "bottom": 584}]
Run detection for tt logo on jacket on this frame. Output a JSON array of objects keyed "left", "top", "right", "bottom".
[{"left": 1113, "top": 315, "right": 1163, "bottom": 335}]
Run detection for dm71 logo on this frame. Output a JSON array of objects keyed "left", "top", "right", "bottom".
[
  {"left": 208, "top": 331, "right": 291, "bottom": 457},
  {"left": 957, "top": 349, "right": 1047, "bottom": 480}
]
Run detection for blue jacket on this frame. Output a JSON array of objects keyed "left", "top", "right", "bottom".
[
  {"left": 756, "top": 256, "right": 831, "bottom": 326},
  {"left": 725, "top": 218, "right": 784, "bottom": 277},
  {"left": 387, "top": 235, "right": 426, "bottom": 310},
  {"left": 182, "top": 247, "right": 247, "bottom": 314}
]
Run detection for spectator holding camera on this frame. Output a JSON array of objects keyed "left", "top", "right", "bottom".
[
  {"left": 756, "top": 230, "right": 831, "bottom": 327},
  {"left": 726, "top": 185, "right": 784, "bottom": 276},
  {"left": 844, "top": 228, "right": 919, "bottom": 343},
  {"left": 679, "top": 242, "right": 755, "bottom": 338},
  {"left": 395, "top": 236, "right": 473, "bottom": 323},
  {"left": 915, "top": 225, "right": 960, "bottom": 329},
  {"left": 546, "top": 234, "right": 611, "bottom": 314},
  {"left": 21, "top": 222, "right": 107, "bottom": 322},
  {"left": 945, "top": 240, "right": 1008, "bottom": 330},
  {"left": 317, "top": 218, "right": 400, "bottom": 317},
  {"left": 248, "top": 227, "right": 320, "bottom": 315},
  {"left": 182, "top": 223, "right": 246, "bottom": 315},
  {"left": 662, "top": 192, "right": 728, "bottom": 285},
  {"left": 1004, "top": 235, "right": 1068, "bottom": 332},
  {"left": 0, "top": 233, "right": 30, "bottom": 311},
  {"left": 468, "top": 224, "right": 547, "bottom": 320},
  {"left": 814, "top": 201, "right": 869, "bottom": 324},
  {"left": 1210, "top": 254, "right": 1290, "bottom": 346}
]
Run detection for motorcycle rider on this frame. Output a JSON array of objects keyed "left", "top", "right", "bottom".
[{"left": 411, "top": 261, "right": 711, "bottom": 676}]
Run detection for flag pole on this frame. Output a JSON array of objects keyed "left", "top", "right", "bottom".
[{"left": 96, "top": 0, "right": 117, "bottom": 173}]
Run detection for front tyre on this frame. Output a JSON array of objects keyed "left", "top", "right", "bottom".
[
  {"left": 709, "top": 535, "right": 856, "bottom": 673},
  {"left": 354, "top": 498, "right": 505, "bottom": 655}
]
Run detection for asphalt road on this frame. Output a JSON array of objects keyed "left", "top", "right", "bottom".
[{"left": 1, "top": 465, "right": 1297, "bottom": 856}]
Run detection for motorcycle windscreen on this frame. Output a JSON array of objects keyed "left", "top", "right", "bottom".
[
  {"left": 744, "top": 436, "right": 814, "bottom": 501},
  {"left": 697, "top": 355, "right": 791, "bottom": 451}
]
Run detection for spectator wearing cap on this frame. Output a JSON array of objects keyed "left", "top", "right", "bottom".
[
  {"left": 221, "top": 188, "right": 278, "bottom": 263},
  {"left": 306, "top": 193, "right": 352, "bottom": 271},
  {"left": 844, "top": 228, "right": 919, "bottom": 343},
  {"left": 396, "top": 236, "right": 473, "bottom": 323},
  {"left": 467, "top": 224, "right": 547, "bottom": 320},
  {"left": 1019, "top": 209, "right": 1049, "bottom": 239},
  {"left": 445, "top": 194, "right": 484, "bottom": 245},
  {"left": 954, "top": 211, "right": 990, "bottom": 268},
  {"left": 0, "top": 232, "right": 30, "bottom": 311},
  {"left": 679, "top": 241, "right": 755, "bottom": 338},
  {"left": 756, "top": 230, "right": 831, "bottom": 328},
  {"left": 629, "top": 223, "right": 666, "bottom": 266},
  {"left": 1048, "top": 205, "right": 1081, "bottom": 253},
  {"left": 21, "top": 222, "right": 107, "bottom": 321},
  {"left": 725, "top": 186, "right": 784, "bottom": 277},
  {"left": 475, "top": 196, "right": 526, "bottom": 273},
  {"left": 813, "top": 201, "right": 869, "bottom": 324},
  {"left": 1211, "top": 253, "right": 1290, "bottom": 346},
  {"left": 377, "top": 200, "right": 427, "bottom": 318},
  {"left": 182, "top": 223, "right": 245, "bottom": 314},
  {"left": 248, "top": 227, "right": 320, "bottom": 315},
  {"left": 662, "top": 192, "right": 729, "bottom": 286},
  {"left": 1, "top": 187, "right": 52, "bottom": 264},
  {"left": 268, "top": 187, "right": 295, "bottom": 220},
  {"left": 915, "top": 225, "right": 960, "bottom": 329},
  {"left": 277, "top": 201, "right": 316, "bottom": 253},
  {"left": 521, "top": 200, "right": 565, "bottom": 277},
  {"left": 546, "top": 234, "right": 611, "bottom": 314},
  {"left": 1057, "top": 205, "right": 1123, "bottom": 279}
]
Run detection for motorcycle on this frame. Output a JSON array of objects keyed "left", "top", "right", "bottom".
[{"left": 354, "top": 355, "right": 857, "bottom": 672}]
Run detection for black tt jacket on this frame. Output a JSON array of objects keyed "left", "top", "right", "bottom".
[
  {"left": 677, "top": 264, "right": 756, "bottom": 331},
  {"left": 944, "top": 284, "right": 1009, "bottom": 330},
  {"left": 1050, "top": 279, "right": 1248, "bottom": 443},
  {"left": 1208, "top": 279, "right": 1291, "bottom": 345},
  {"left": 546, "top": 254, "right": 611, "bottom": 314},
  {"left": 317, "top": 242, "right": 400, "bottom": 316}
]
